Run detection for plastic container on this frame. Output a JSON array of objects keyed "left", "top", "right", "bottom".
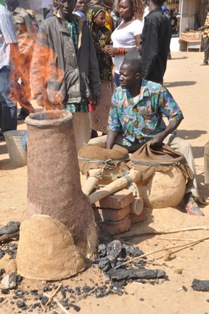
[{"left": 3, "top": 130, "right": 27, "bottom": 167}]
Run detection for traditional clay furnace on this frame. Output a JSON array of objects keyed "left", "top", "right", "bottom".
[{"left": 16, "top": 111, "right": 97, "bottom": 280}]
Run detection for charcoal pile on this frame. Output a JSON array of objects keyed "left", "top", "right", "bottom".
[
  {"left": 96, "top": 240, "right": 166, "bottom": 283},
  {"left": 0, "top": 239, "right": 166, "bottom": 313},
  {"left": 0, "top": 242, "right": 18, "bottom": 260}
]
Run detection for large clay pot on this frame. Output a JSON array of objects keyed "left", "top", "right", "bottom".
[{"left": 136, "top": 167, "right": 186, "bottom": 208}]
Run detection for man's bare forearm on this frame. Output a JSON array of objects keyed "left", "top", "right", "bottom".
[{"left": 106, "top": 129, "right": 118, "bottom": 149}]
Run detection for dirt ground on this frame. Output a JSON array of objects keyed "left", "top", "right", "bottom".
[{"left": 1, "top": 51, "right": 209, "bottom": 314}]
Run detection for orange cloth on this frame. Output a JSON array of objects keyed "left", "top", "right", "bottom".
[{"left": 105, "top": 10, "right": 114, "bottom": 32}]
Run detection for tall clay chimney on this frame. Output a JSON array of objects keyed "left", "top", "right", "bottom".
[{"left": 16, "top": 111, "right": 97, "bottom": 280}]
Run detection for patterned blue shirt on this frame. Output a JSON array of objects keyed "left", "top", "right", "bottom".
[
  {"left": 0, "top": 4, "right": 17, "bottom": 69},
  {"left": 108, "top": 80, "right": 184, "bottom": 147}
]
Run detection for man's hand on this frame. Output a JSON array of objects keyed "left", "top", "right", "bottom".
[
  {"left": 105, "top": 45, "right": 116, "bottom": 57},
  {"left": 149, "top": 133, "right": 164, "bottom": 149},
  {"left": 106, "top": 129, "right": 118, "bottom": 149},
  {"left": 92, "top": 95, "right": 100, "bottom": 107}
]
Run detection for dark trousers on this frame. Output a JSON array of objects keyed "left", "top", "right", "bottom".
[
  {"left": 0, "top": 67, "right": 17, "bottom": 133},
  {"left": 203, "top": 36, "right": 209, "bottom": 64},
  {"left": 204, "top": 141, "right": 209, "bottom": 184}
]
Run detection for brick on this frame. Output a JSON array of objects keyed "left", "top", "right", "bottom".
[
  {"left": 93, "top": 205, "right": 131, "bottom": 222},
  {"left": 95, "top": 189, "right": 134, "bottom": 209},
  {"left": 130, "top": 209, "right": 147, "bottom": 224},
  {"left": 99, "top": 214, "right": 132, "bottom": 235}
]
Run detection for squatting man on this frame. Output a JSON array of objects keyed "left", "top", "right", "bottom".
[{"left": 89, "top": 48, "right": 203, "bottom": 216}]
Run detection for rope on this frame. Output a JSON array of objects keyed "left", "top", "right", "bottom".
[{"left": 78, "top": 156, "right": 129, "bottom": 171}]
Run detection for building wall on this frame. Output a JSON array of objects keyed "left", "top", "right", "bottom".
[{"left": 180, "top": 0, "right": 199, "bottom": 32}]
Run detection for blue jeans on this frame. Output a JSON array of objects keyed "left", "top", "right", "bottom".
[
  {"left": 114, "top": 72, "right": 120, "bottom": 88},
  {"left": 0, "top": 67, "right": 17, "bottom": 133}
]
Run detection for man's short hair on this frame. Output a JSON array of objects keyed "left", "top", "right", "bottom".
[
  {"left": 122, "top": 47, "right": 142, "bottom": 73},
  {"left": 151, "top": 0, "right": 165, "bottom": 6}
]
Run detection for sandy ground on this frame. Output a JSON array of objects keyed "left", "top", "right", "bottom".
[{"left": 1, "top": 51, "right": 209, "bottom": 314}]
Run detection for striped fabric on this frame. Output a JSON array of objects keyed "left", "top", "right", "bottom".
[{"left": 0, "top": 4, "right": 17, "bottom": 69}]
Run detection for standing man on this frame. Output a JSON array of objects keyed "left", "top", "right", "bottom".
[
  {"left": 6, "top": 0, "right": 36, "bottom": 120},
  {"left": 30, "top": 0, "right": 100, "bottom": 151},
  {"left": 141, "top": 0, "right": 171, "bottom": 84},
  {"left": 0, "top": 0, "right": 18, "bottom": 139},
  {"left": 198, "top": 4, "right": 209, "bottom": 66}
]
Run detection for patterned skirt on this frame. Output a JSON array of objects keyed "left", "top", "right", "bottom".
[{"left": 90, "top": 80, "right": 113, "bottom": 133}]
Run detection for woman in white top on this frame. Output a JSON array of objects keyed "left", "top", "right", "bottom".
[{"left": 105, "top": 0, "right": 144, "bottom": 87}]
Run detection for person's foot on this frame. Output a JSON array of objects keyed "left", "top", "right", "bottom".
[
  {"left": 200, "top": 62, "right": 208, "bottom": 66},
  {"left": 184, "top": 192, "right": 204, "bottom": 216}
]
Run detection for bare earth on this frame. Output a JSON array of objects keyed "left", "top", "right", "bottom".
[{"left": 1, "top": 51, "right": 209, "bottom": 314}]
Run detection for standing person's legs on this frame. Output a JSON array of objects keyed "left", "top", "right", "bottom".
[
  {"left": 203, "top": 36, "right": 209, "bottom": 65},
  {"left": 18, "top": 100, "right": 34, "bottom": 120},
  {"left": 166, "top": 135, "right": 199, "bottom": 198},
  {"left": 72, "top": 112, "right": 91, "bottom": 152},
  {"left": 204, "top": 141, "right": 209, "bottom": 184},
  {"left": 0, "top": 67, "right": 17, "bottom": 134},
  {"left": 17, "top": 78, "right": 35, "bottom": 120},
  {"left": 164, "top": 134, "right": 203, "bottom": 215}
]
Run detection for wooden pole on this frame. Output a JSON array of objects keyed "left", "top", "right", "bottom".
[
  {"left": 88, "top": 169, "right": 141, "bottom": 204},
  {"left": 82, "top": 169, "right": 102, "bottom": 196}
]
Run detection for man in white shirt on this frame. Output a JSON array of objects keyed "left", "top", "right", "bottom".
[{"left": 0, "top": 2, "right": 18, "bottom": 139}]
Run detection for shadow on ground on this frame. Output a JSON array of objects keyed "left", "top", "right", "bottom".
[
  {"left": 176, "top": 130, "right": 207, "bottom": 140},
  {"left": 164, "top": 81, "right": 196, "bottom": 87},
  {"left": 169, "top": 56, "right": 188, "bottom": 60}
]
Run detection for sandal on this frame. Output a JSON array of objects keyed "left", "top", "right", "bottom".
[{"left": 185, "top": 200, "right": 204, "bottom": 216}]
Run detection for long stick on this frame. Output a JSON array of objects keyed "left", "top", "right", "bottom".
[
  {"left": 54, "top": 297, "right": 71, "bottom": 314},
  {"left": 120, "top": 226, "right": 209, "bottom": 240},
  {"left": 44, "top": 293, "right": 72, "bottom": 314},
  {"left": 115, "top": 236, "right": 209, "bottom": 269}
]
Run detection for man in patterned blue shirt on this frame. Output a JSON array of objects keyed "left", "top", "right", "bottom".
[
  {"left": 89, "top": 47, "right": 203, "bottom": 216},
  {"left": 0, "top": 1, "right": 18, "bottom": 139}
]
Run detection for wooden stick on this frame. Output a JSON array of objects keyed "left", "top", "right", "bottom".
[
  {"left": 115, "top": 236, "right": 209, "bottom": 269},
  {"left": 39, "top": 300, "right": 46, "bottom": 312},
  {"left": 120, "top": 226, "right": 209, "bottom": 240},
  {"left": 88, "top": 169, "right": 142, "bottom": 204},
  {"left": 130, "top": 196, "right": 144, "bottom": 215},
  {"left": 45, "top": 283, "right": 63, "bottom": 306},
  {"left": 44, "top": 292, "right": 72, "bottom": 314},
  {"left": 82, "top": 169, "right": 101, "bottom": 196},
  {"left": 53, "top": 297, "right": 71, "bottom": 314},
  {"left": 157, "top": 237, "right": 196, "bottom": 241}
]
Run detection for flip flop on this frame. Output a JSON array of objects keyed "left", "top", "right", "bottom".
[{"left": 185, "top": 201, "right": 204, "bottom": 216}]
